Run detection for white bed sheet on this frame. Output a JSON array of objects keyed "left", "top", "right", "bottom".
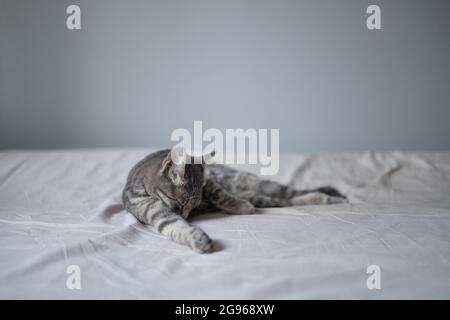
[{"left": 0, "top": 149, "right": 450, "bottom": 299}]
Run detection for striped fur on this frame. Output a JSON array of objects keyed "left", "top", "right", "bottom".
[{"left": 122, "top": 149, "right": 347, "bottom": 253}]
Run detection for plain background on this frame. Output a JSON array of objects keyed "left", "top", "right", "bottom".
[{"left": 1, "top": 0, "right": 449, "bottom": 153}]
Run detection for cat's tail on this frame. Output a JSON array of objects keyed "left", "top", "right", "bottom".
[{"left": 311, "top": 186, "right": 346, "bottom": 199}]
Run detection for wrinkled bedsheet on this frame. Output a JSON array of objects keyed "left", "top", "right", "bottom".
[{"left": 1, "top": 149, "right": 450, "bottom": 299}]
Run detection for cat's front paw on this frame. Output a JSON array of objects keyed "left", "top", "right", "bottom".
[
  {"left": 189, "top": 227, "right": 213, "bottom": 254},
  {"left": 233, "top": 201, "right": 256, "bottom": 215}
]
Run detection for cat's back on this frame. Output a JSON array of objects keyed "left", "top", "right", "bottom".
[{"left": 205, "top": 163, "right": 259, "bottom": 188}]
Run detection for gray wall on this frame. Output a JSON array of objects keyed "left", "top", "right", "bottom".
[{"left": 1, "top": 0, "right": 449, "bottom": 152}]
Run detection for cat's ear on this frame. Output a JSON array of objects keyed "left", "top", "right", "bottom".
[
  {"left": 191, "top": 150, "right": 216, "bottom": 165},
  {"left": 161, "top": 146, "right": 187, "bottom": 185},
  {"left": 203, "top": 149, "right": 216, "bottom": 164}
]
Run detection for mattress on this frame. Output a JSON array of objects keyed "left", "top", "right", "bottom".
[{"left": 0, "top": 149, "right": 450, "bottom": 299}]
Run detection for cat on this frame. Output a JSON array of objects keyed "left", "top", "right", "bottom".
[{"left": 122, "top": 147, "right": 347, "bottom": 253}]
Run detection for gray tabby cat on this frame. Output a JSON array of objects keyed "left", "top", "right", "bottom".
[{"left": 122, "top": 148, "right": 347, "bottom": 253}]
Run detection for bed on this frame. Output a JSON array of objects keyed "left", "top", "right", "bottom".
[{"left": 0, "top": 149, "right": 449, "bottom": 299}]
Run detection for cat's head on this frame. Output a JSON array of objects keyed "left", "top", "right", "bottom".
[{"left": 157, "top": 147, "right": 214, "bottom": 216}]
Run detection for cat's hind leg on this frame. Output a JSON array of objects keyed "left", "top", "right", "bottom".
[
  {"left": 290, "top": 192, "right": 347, "bottom": 206},
  {"left": 204, "top": 179, "right": 255, "bottom": 214},
  {"left": 242, "top": 178, "right": 347, "bottom": 207},
  {"left": 248, "top": 194, "right": 286, "bottom": 208},
  {"left": 230, "top": 175, "right": 347, "bottom": 207}
]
